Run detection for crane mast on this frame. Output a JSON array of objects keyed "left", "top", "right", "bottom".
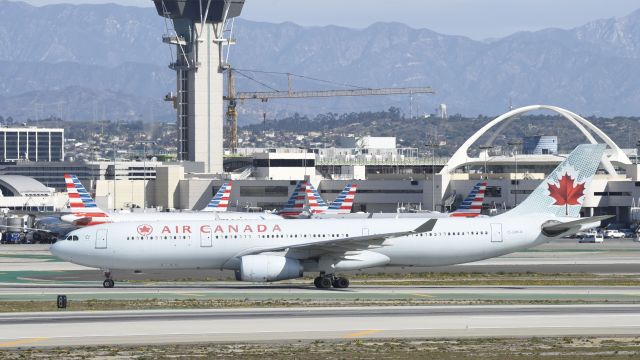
[{"left": 224, "top": 68, "right": 434, "bottom": 153}]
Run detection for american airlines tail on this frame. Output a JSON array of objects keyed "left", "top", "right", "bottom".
[
  {"left": 278, "top": 181, "right": 307, "bottom": 218},
  {"left": 62, "top": 174, "right": 111, "bottom": 225},
  {"left": 326, "top": 183, "right": 358, "bottom": 213},
  {"left": 309, "top": 182, "right": 357, "bottom": 214},
  {"left": 201, "top": 182, "right": 232, "bottom": 212},
  {"left": 504, "top": 144, "right": 605, "bottom": 218},
  {"left": 305, "top": 181, "right": 328, "bottom": 211},
  {"left": 450, "top": 181, "right": 487, "bottom": 217}
]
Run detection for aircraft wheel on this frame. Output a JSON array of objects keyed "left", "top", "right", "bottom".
[
  {"left": 313, "top": 277, "right": 322, "bottom": 288},
  {"left": 318, "top": 276, "right": 333, "bottom": 289},
  {"left": 333, "top": 277, "right": 350, "bottom": 288},
  {"left": 103, "top": 279, "right": 115, "bottom": 288}
]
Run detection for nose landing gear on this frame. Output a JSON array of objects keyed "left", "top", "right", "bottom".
[
  {"left": 102, "top": 270, "right": 115, "bottom": 288},
  {"left": 314, "top": 274, "right": 350, "bottom": 289}
]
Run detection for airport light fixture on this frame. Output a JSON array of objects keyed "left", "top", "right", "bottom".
[
  {"left": 425, "top": 142, "right": 440, "bottom": 211},
  {"left": 508, "top": 140, "right": 523, "bottom": 206},
  {"left": 479, "top": 145, "right": 494, "bottom": 179}
]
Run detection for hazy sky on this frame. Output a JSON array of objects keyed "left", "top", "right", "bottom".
[{"left": 20, "top": 0, "right": 640, "bottom": 39}]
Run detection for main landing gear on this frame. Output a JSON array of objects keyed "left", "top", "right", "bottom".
[
  {"left": 314, "top": 274, "right": 350, "bottom": 289},
  {"left": 103, "top": 270, "right": 115, "bottom": 288}
]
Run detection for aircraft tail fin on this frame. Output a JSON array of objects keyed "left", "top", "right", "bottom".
[
  {"left": 450, "top": 181, "right": 487, "bottom": 217},
  {"left": 305, "top": 181, "right": 328, "bottom": 210},
  {"left": 202, "top": 182, "right": 232, "bottom": 212},
  {"left": 506, "top": 144, "right": 605, "bottom": 218},
  {"left": 65, "top": 174, "right": 103, "bottom": 213},
  {"left": 328, "top": 183, "right": 358, "bottom": 213},
  {"left": 278, "top": 181, "right": 307, "bottom": 216}
]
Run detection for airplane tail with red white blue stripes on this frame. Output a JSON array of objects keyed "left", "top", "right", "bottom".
[
  {"left": 305, "top": 181, "right": 328, "bottom": 211},
  {"left": 450, "top": 181, "right": 487, "bottom": 217},
  {"left": 327, "top": 183, "right": 357, "bottom": 213},
  {"left": 61, "top": 174, "right": 111, "bottom": 225},
  {"left": 278, "top": 181, "right": 308, "bottom": 218},
  {"left": 202, "top": 182, "right": 232, "bottom": 212},
  {"left": 308, "top": 182, "right": 357, "bottom": 214}
]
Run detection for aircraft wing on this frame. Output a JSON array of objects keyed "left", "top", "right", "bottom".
[
  {"left": 235, "top": 219, "right": 437, "bottom": 259},
  {"left": 541, "top": 215, "right": 614, "bottom": 237}
]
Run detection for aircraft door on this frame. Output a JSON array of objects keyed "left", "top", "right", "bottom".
[
  {"left": 95, "top": 229, "right": 108, "bottom": 249},
  {"left": 490, "top": 223, "right": 503, "bottom": 243},
  {"left": 362, "top": 228, "right": 370, "bottom": 237},
  {"left": 200, "top": 229, "right": 213, "bottom": 247}
]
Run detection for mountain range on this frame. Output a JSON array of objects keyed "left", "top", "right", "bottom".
[{"left": 0, "top": 0, "right": 639, "bottom": 123}]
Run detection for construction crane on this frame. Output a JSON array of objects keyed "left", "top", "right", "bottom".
[{"left": 224, "top": 68, "right": 434, "bottom": 153}]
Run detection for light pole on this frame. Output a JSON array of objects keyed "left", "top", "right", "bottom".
[
  {"left": 140, "top": 140, "right": 154, "bottom": 212},
  {"left": 508, "top": 140, "right": 522, "bottom": 206},
  {"left": 112, "top": 143, "right": 117, "bottom": 211},
  {"left": 426, "top": 142, "right": 439, "bottom": 211},
  {"left": 479, "top": 145, "right": 493, "bottom": 180}
]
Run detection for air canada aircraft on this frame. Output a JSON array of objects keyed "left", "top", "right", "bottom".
[
  {"left": 60, "top": 175, "right": 280, "bottom": 226},
  {"left": 51, "top": 145, "right": 610, "bottom": 289}
]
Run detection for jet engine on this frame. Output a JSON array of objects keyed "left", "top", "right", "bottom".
[{"left": 236, "top": 255, "right": 303, "bottom": 282}]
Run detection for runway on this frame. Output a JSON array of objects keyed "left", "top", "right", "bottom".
[
  {"left": 1, "top": 284, "right": 640, "bottom": 303},
  {"left": 1, "top": 305, "right": 640, "bottom": 347}
]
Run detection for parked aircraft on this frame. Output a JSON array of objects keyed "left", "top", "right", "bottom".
[
  {"left": 277, "top": 181, "right": 307, "bottom": 218},
  {"left": 51, "top": 145, "right": 610, "bottom": 289},
  {"left": 306, "top": 182, "right": 357, "bottom": 215},
  {"left": 278, "top": 181, "right": 358, "bottom": 218},
  {"left": 60, "top": 175, "right": 280, "bottom": 225},
  {"left": 449, "top": 181, "right": 487, "bottom": 217},
  {"left": 201, "top": 182, "right": 232, "bottom": 212}
]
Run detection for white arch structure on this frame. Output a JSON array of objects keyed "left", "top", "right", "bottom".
[{"left": 442, "top": 105, "right": 631, "bottom": 175}]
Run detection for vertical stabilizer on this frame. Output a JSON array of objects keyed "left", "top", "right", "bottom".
[
  {"left": 327, "top": 183, "right": 358, "bottom": 213},
  {"left": 506, "top": 144, "right": 605, "bottom": 218},
  {"left": 202, "top": 182, "right": 232, "bottom": 212},
  {"left": 450, "top": 182, "right": 487, "bottom": 217}
]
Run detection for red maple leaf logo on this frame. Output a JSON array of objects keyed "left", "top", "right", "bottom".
[
  {"left": 137, "top": 224, "right": 153, "bottom": 236},
  {"left": 548, "top": 172, "right": 585, "bottom": 210}
]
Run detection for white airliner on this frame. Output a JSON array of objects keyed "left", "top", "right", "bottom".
[
  {"left": 60, "top": 175, "right": 280, "bottom": 225},
  {"left": 51, "top": 145, "right": 610, "bottom": 289}
]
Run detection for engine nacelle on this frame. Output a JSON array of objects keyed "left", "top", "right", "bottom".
[{"left": 237, "top": 255, "right": 303, "bottom": 282}]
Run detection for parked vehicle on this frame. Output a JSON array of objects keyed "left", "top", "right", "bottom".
[
  {"left": 579, "top": 232, "right": 604, "bottom": 243},
  {"left": 621, "top": 229, "right": 635, "bottom": 238},
  {"left": 603, "top": 229, "right": 625, "bottom": 239}
]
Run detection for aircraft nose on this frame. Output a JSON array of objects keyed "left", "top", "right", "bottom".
[{"left": 49, "top": 240, "right": 70, "bottom": 261}]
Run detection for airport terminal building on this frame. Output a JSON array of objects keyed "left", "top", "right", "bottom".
[{"left": 2, "top": 106, "right": 640, "bottom": 226}]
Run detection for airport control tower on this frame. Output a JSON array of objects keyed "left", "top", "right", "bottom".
[{"left": 153, "top": 0, "right": 245, "bottom": 173}]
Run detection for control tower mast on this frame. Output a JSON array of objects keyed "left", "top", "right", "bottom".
[{"left": 153, "top": 0, "right": 245, "bottom": 173}]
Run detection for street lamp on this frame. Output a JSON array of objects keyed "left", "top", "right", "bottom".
[
  {"left": 479, "top": 145, "right": 493, "bottom": 179},
  {"left": 425, "top": 142, "right": 439, "bottom": 211},
  {"left": 140, "top": 140, "right": 155, "bottom": 212},
  {"left": 508, "top": 140, "right": 523, "bottom": 206}
]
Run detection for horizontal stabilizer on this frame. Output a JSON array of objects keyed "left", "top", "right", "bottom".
[{"left": 542, "top": 215, "right": 613, "bottom": 237}]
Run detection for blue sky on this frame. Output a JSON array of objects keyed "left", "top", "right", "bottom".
[{"left": 21, "top": 0, "right": 640, "bottom": 39}]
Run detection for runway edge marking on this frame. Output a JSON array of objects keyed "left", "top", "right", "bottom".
[
  {"left": 344, "top": 330, "right": 383, "bottom": 339},
  {"left": 0, "top": 337, "right": 48, "bottom": 348}
]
